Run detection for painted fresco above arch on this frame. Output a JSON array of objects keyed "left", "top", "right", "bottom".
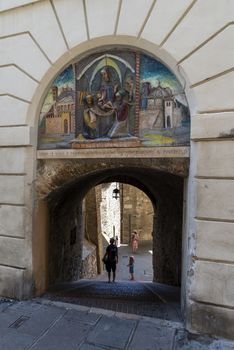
[{"left": 38, "top": 49, "right": 190, "bottom": 150}]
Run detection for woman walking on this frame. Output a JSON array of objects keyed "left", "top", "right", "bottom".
[{"left": 131, "top": 230, "right": 139, "bottom": 253}]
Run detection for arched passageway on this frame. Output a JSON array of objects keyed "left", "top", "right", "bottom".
[
  {"left": 34, "top": 157, "right": 187, "bottom": 320},
  {"left": 44, "top": 165, "right": 183, "bottom": 286},
  {"left": 84, "top": 181, "right": 154, "bottom": 282}
]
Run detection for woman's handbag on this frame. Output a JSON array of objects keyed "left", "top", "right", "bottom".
[{"left": 102, "top": 254, "right": 108, "bottom": 264}]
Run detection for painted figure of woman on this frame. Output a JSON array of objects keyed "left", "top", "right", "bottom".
[
  {"left": 83, "top": 95, "right": 98, "bottom": 139},
  {"left": 99, "top": 67, "right": 117, "bottom": 106}
]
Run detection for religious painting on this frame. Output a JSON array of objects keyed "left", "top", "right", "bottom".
[
  {"left": 38, "top": 65, "right": 75, "bottom": 149},
  {"left": 74, "top": 51, "right": 137, "bottom": 147},
  {"left": 38, "top": 50, "right": 190, "bottom": 150},
  {"left": 139, "top": 54, "right": 190, "bottom": 146}
]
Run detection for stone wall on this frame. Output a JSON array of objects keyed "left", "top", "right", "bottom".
[
  {"left": 47, "top": 185, "right": 102, "bottom": 286},
  {"left": 153, "top": 179, "right": 183, "bottom": 286},
  {"left": 33, "top": 199, "right": 49, "bottom": 296},
  {"left": 48, "top": 201, "right": 84, "bottom": 285},
  {"left": 121, "top": 184, "right": 153, "bottom": 244},
  {"left": 84, "top": 187, "right": 103, "bottom": 274},
  {"left": 36, "top": 159, "right": 186, "bottom": 288},
  {"left": 97, "top": 183, "right": 153, "bottom": 244},
  {"left": 81, "top": 239, "right": 97, "bottom": 279}
]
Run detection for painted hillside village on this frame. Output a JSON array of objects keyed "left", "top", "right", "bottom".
[{"left": 38, "top": 52, "right": 190, "bottom": 150}]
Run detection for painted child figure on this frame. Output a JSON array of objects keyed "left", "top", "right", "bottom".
[{"left": 127, "top": 256, "right": 135, "bottom": 281}]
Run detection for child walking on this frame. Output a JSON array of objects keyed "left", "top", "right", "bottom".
[{"left": 127, "top": 256, "right": 135, "bottom": 281}]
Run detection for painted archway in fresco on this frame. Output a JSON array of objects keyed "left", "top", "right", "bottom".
[{"left": 38, "top": 50, "right": 190, "bottom": 150}]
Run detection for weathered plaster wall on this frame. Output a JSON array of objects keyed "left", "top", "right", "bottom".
[
  {"left": 153, "top": 180, "right": 183, "bottom": 286},
  {"left": 97, "top": 183, "right": 153, "bottom": 244},
  {"left": 44, "top": 186, "right": 101, "bottom": 286},
  {"left": 0, "top": 0, "right": 233, "bottom": 339},
  {"left": 84, "top": 188, "right": 103, "bottom": 274},
  {"left": 98, "top": 183, "right": 121, "bottom": 240},
  {"left": 81, "top": 239, "right": 97, "bottom": 279},
  {"left": 48, "top": 200, "right": 84, "bottom": 285},
  {"left": 32, "top": 199, "right": 49, "bottom": 296},
  {"left": 36, "top": 158, "right": 185, "bottom": 287},
  {"left": 121, "top": 184, "right": 153, "bottom": 244}
]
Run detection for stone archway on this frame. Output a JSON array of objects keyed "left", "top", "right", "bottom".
[
  {"left": 34, "top": 157, "right": 188, "bottom": 294},
  {"left": 33, "top": 45, "right": 191, "bottom": 299}
]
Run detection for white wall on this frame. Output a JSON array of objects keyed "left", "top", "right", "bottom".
[
  {"left": 0, "top": 0, "right": 234, "bottom": 339},
  {"left": 99, "top": 183, "right": 121, "bottom": 240}
]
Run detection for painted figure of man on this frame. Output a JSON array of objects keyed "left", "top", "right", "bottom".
[{"left": 108, "top": 90, "right": 129, "bottom": 138}]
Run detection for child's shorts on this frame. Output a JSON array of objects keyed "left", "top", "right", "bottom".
[{"left": 129, "top": 266, "right": 134, "bottom": 274}]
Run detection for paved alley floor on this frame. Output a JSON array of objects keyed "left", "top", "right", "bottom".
[
  {"left": 45, "top": 279, "right": 181, "bottom": 321},
  {"left": 0, "top": 298, "right": 233, "bottom": 350},
  {"left": 101, "top": 241, "right": 154, "bottom": 282},
  {"left": 3, "top": 242, "right": 231, "bottom": 349},
  {"left": 44, "top": 242, "right": 181, "bottom": 321}
]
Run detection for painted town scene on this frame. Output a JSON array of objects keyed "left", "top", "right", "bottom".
[{"left": 38, "top": 51, "right": 190, "bottom": 149}]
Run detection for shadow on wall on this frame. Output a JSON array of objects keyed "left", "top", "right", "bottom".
[{"left": 36, "top": 161, "right": 186, "bottom": 291}]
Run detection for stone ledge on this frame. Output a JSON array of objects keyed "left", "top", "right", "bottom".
[
  {"left": 191, "top": 112, "right": 234, "bottom": 141},
  {"left": 196, "top": 178, "right": 234, "bottom": 221},
  {"left": 0, "top": 236, "right": 27, "bottom": 268},
  {"left": 191, "top": 260, "right": 234, "bottom": 308},
  {"left": 0, "top": 175, "right": 25, "bottom": 205},
  {"left": 0, "top": 126, "right": 32, "bottom": 146},
  {"left": 0, "top": 0, "right": 40, "bottom": 13},
  {"left": 194, "top": 220, "right": 234, "bottom": 262},
  {"left": 195, "top": 140, "right": 234, "bottom": 178},
  {"left": 189, "top": 301, "right": 234, "bottom": 340},
  {"left": 0, "top": 265, "right": 24, "bottom": 299},
  {"left": 37, "top": 146, "right": 190, "bottom": 159},
  {"left": 0, "top": 147, "right": 27, "bottom": 173},
  {"left": 36, "top": 298, "right": 184, "bottom": 329},
  {"left": 0, "top": 205, "right": 26, "bottom": 238},
  {"left": 0, "top": 96, "right": 28, "bottom": 126}
]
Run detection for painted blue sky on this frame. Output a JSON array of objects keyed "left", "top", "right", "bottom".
[
  {"left": 140, "top": 55, "right": 183, "bottom": 93},
  {"left": 40, "top": 65, "right": 74, "bottom": 118},
  {"left": 54, "top": 65, "right": 74, "bottom": 87}
]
